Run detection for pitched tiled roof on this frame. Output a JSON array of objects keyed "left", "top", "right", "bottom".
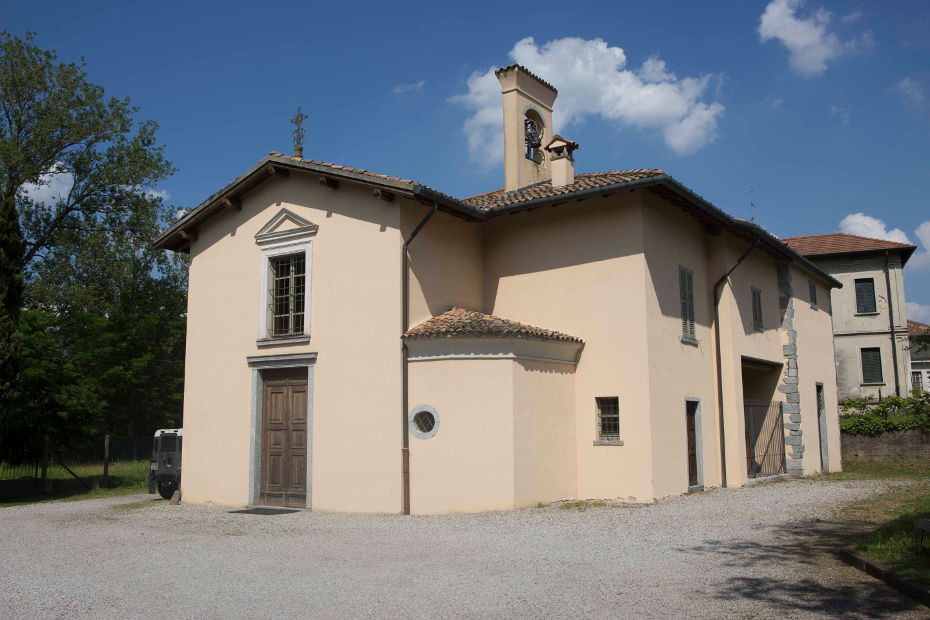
[
  {"left": 462, "top": 170, "right": 665, "bottom": 211},
  {"left": 781, "top": 233, "right": 916, "bottom": 258},
  {"left": 910, "top": 320, "right": 930, "bottom": 337},
  {"left": 405, "top": 308, "right": 582, "bottom": 343},
  {"left": 269, "top": 152, "right": 415, "bottom": 185}
]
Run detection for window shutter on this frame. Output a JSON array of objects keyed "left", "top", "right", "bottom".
[
  {"left": 679, "top": 268, "right": 695, "bottom": 338},
  {"left": 752, "top": 287, "right": 763, "bottom": 330},
  {"left": 808, "top": 281, "right": 817, "bottom": 307},
  {"left": 855, "top": 279, "right": 876, "bottom": 313},
  {"left": 861, "top": 348, "right": 883, "bottom": 384}
]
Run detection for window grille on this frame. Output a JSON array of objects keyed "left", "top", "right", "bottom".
[
  {"left": 596, "top": 397, "right": 620, "bottom": 441},
  {"left": 679, "top": 267, "right": 695, "bottom": 341},
  {"left": 808, "top": 280, "right": 817, "bottom": 308},
  {"left": 913, "top": 371, "right": 924, "bottom": 393},
  {"left": 751, "top": 287, "right": 763, "bottom": 331},
  {"left": 855, "top": 278, "right": 877, "bottom": 313},
  {"left": 269, "top": 253, "right": 306, "bottom": 337},
  {"left": 861, "top": 347, "right": 883, "bottom": 384}
]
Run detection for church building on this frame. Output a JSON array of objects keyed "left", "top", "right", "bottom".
[{"left": 155, "top": 65, "right": 843, "bottom": 514}]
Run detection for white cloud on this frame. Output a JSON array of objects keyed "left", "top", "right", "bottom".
[
  {"left": 452, "top": 36, "right": 724, "bottom": 166},
  {"left": 771, "top": 98, "right": 784, "bottom": 109},
  {"left": 839, "top": 213, "right": 911, "bottom": 243},
  {"left": 908, "top": 301, "right": 930, "bottom": 323},
  {"left": 893, "top": 76, "right": 924, "bottom": 110},
  {"left": 758, "top": 0, "right": 871, "bottom": 76},
  {"left": 20, "top": 163, "right": 74, "bottom": 204},
  {"left": 909, "top": 220, "right": 930, "bottom": 271},
  {"left": 143, "top": 188, "right": 170, "bottom": 201},
  {"left": 393, "top": 80, "right": 425, "bottom": 95},
  {"left": 830, "top": 105, "right": 851, "bottom": 123}
]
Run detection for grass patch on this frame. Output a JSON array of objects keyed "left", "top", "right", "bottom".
[
  {"left": 845, "top": 481, "right": 930, "bottom": 585},
  {"left": 822, "top": 460, "right": 930, "bottom": 480},
  {"left": 559, "top": 500, "right": 608, "bottom": 511},
  {"left": 111, "top": 498, "right": 160, "bottom": 512},
  {"left": 0, "top": 459, "right": 151, "bottom": 507}
]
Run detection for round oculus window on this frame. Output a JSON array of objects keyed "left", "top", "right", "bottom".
[{"left": 408, "top": 405, "right": 439, "bottom": 439}]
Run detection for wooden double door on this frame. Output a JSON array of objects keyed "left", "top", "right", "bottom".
[{"left": 260, "top": 367, "right": 308, "bottom": 508}]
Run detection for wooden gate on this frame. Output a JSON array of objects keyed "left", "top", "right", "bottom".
[
  {"left": 260, "top": 367, "right": 308, "bottom": 508},
  {"left": 743, "top": 400, "right": 786, "bottom": 478}
]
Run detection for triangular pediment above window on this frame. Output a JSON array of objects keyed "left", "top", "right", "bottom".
[{"left": 255, "top": 208, "right": 319, "bottom": 245}]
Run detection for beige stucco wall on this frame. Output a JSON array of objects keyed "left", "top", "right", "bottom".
[
  {"left": 406, "top": 207, "right": 483, "bottom": 328},
  {"left": 512, "top": 359, "right": 576, "bottom": 507},
  {"left": 483, "top": 193, "right": 655, "bottom": 501},
  {"left": 641, "top": 193, "right": 719, "bottom": 497},
  {"left": 791, "top": 264, "right": 842, "bottom": 473},
  {"left": 182, "top": 176, "right": 407, "bottom": 511},
  {"left": 812, "top": 254, "right": 911, "bottom": 398},
  {"left": 406, "top": 356, "right": 515, "bottom": 514}
]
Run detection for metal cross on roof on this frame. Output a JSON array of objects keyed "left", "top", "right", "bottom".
[{"left": 290, "top": 106, "right": 308, "bottom": 158}]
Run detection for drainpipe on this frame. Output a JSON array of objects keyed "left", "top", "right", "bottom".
[
  {"left": 712, "top": 236, "right": 760, "bottom": 489},
  {"left": 401, "top": 201, "right": 437, "bottom": 515},
  {"left": 884, "top": 251, "right": 901, "bottom": 396}
]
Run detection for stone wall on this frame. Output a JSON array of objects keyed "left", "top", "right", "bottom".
[
  {"left": 777, "top": 264, "right": 804, "bottom": 474},
  {"left": 841, "top": 430, "right": 930, "bottom": 462}
]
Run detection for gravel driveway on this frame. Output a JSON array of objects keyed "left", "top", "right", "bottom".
[{"left": 0, "top": 478, "right": 925, "bottom": 618}]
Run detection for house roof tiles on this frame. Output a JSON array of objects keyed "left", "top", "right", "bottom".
[
  {"left": 404, "top": 308, "right": 582, "bottom": 343},
  {"left": 781, "top": 233, "right": 917, "bottom": 260},
  {"left": 910, "top": 320, "right": 930, "bottom": 337},
  {"left": 462, "top": 170, "right": 665, "bottom": 210}
]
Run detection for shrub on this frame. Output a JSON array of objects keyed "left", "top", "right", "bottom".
[{"left": 839, "top": 391, "right": 930, "bottom": 436}]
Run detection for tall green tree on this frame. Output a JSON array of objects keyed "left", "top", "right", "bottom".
[{"left": 0, "top": 31, "right": 174, "bottom": 447}]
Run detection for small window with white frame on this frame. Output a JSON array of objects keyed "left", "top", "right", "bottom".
[
  {"left": 254, "top": 208, "right": 317, "bottom": 344},
  {"left": 596, "top": 397, "right": 620, "bottom": 441},
  {"left": 913, "top": 371, "right": 924, "bottom": 394}
]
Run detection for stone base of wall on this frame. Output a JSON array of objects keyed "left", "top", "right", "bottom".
[{"left": 841, "top": 430, "right": 930, "bottom": 463}]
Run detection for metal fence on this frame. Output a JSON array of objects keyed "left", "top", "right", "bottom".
[{"left": 744, "top": 400, "right": 786, "bottom": 478}]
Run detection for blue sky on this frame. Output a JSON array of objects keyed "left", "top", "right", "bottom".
[{"left": 4, "top": 0, "right": 929, "bottom": 317}]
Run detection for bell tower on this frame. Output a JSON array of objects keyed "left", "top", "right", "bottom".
[{"left": 495, "top": 65, "right": 557, "bottom": 192}]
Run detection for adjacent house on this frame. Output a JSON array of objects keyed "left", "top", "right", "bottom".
[
  {"left": 155, "top": 65, "right": 843, "bottom": 514},
  {"left": 910, "top": 320, "right": 930, "bottom": 393},
  {"left": 781, "top": 234, "right": 917, "bottom": 399}
]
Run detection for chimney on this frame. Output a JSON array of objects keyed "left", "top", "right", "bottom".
[
  {"left": 495, "top": 65, "right": 557, "bottom": 192},
  {"left": 545, "top": 136, "right": 579, "bottom": 188}
]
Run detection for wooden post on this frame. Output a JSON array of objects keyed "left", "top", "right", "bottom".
[
  {"left": 41, "top": 435, "right": 49, "bottom": 494},
  {"left": 103, "top": 434, "right": 110, "bottom": 488}
]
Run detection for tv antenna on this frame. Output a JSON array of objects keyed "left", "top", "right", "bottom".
[{"left": 745, "top": 187, "right": 761, "bottom": 222}]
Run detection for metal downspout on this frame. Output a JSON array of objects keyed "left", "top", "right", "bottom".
[
  {"left": 884, "top": 251, "right": 901, "bottom": 396},
  {"left": 401, "top": 202, "right": 437, "bottom": 515},
  {"left": 712, "top": 236, "right": 761, "bottom": 489}
]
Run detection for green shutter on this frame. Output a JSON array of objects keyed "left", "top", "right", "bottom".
[
  {"left": 679, "top": 267, "right": 695, "bottom": 339},
  {"left": 752, "top": 287, "right": 763, "bottom": 330},
  {"left": 861, "top": 348, "right": 883, "bottom": 384},
  {"left": 855, "top": 279, "right": 876, "bottom": 313}
]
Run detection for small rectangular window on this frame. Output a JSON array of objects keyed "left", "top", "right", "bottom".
[
  {"left": 596, "top": 397, "right": 620, "bottom": 441},
  {"left": 861, "top": 347, "right": 883, "bottom": 384},
  {"left": 913, "top": 371, "right": 924, "bottom": 393},
  {"left": 808, "top": 280, "right": 817, "bottom": 308},
  {"left": 751, "top": 287, "right": 763, "bottom": 331},
  {"left": 679, "top": 267, "right": 696, "bottom": 342},
  {"left": 855, "top": 278, "right": 877, "bottom": 313},
  {"left": 269, "top": 253, "right": 306, "bottom": 337}
]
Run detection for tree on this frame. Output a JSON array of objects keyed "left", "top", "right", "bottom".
[{"left": 0, "top": 31, "right": 173, "bottom": 438}]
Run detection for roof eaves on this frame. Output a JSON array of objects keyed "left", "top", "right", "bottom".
[
  {"left": 483, "top": 173, "right": 670, "bottom": 215},
  {"left": 653, "top": 177, "right": 843, "bottom": 289}
]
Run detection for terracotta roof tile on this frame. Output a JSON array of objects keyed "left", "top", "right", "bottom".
[
  {"left": 405, "top": 308, "right": 582, "bottom": 343},
  {"left": 269, "top": 151, "right": 415, "bottom": 185},
  {"left": 781, "top": 233, "right": 916, "bottom": 257},
  {"left": 462, "top": 170, "right": 665, "bottom": 211},
  {"left": 494, "top": 64, "right": 558, "bottom": 93},
  {"left": 909, "top": 320, "right": 930, "bottom": 337}
]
